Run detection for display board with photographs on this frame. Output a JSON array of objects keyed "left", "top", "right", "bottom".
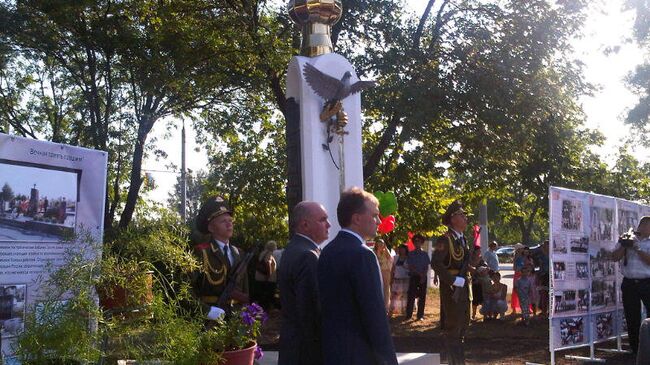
[
  {"left": 0, "top": 134, "right": 107, "bottom": 361},
  {"left": 549, "top": 187, "right": 649, "bottom": 353}
]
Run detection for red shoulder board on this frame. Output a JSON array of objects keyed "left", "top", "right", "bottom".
[{"left": 195, "top": 242, "right": 210, "bottom": 251}]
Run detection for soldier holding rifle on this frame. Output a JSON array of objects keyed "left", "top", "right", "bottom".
[
  {"left": 191, "top": 197, "right": 250, "bottom": 323},
  {"left": 430, "top": 200, "right": 479, "bottom": 365}
]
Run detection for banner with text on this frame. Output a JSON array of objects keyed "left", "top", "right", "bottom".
[{"left": 0, "top": 133, "right": 107, "bottom": 359}]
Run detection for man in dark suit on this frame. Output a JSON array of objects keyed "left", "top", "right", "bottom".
[
  {"left": 278, "top": 201, "right": 331, "bottom": 365},
  {"left": 318, "top": 187, "right": 398, "bottom": 365}
]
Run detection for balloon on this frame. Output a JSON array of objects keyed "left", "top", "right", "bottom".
[
  {"left": 373, "top": 191, "right": 398, "bottom": 217},
  {"left": 377, "top": 215, "right": 396, "bottom": 235}
]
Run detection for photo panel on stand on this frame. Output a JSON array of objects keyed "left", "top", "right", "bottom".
[
  {"left": 589, "top": 206, "right": 614, "bottom": 244},
  {"left": 561, "top": 199, "right": 583, "bottom": 232},
  {"left": 592, "top": 311, "right": 616, "bottom": 343},
  {"left": 553, "top": 316, "right": 589, "bottom": 349},
  {"left": 0, "top": 284, "right": 26, "bottom": 338}
]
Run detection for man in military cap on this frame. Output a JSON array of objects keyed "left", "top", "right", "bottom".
[
  {"left": 430, "top": 200, "right": 478, "bottom": 365},
  {"left": 191, "top": 196, "right": 249, "bottom": 321}
]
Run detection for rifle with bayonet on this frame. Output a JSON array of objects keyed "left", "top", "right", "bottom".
[{"left": 216, "top": 248, "right": 257, "bottom": 314}]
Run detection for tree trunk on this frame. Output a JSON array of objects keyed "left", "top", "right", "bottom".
[
  {"left": 363, "top": 113, "right": 400, "bottom": 180},
  {"left": 118, "top": 116, "right": 154, "bottom": 229}
]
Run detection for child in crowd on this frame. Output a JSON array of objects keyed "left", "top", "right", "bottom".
[
  {"left": 481, "top": 271, "right": 508, "bottom": 320},
  {"left": 515, "top": 264, "right": 535, "bottom": 326},
  {"left": 476, "top": 267, "right": 493, "bottom": 320}
]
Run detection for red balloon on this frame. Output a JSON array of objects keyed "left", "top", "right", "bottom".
[{"left": 377, "top": 215, "right": 396, "bottom": 235}]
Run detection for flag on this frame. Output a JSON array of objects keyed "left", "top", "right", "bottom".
[
  {"left": 473, "top": 225, "right": 481, "bottom": 250},
  {"left": 406, "top": 231, "right": 415, "bottom": 251}
]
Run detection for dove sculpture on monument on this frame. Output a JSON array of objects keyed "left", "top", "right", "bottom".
[
  {"left": 285, "top": 0, "right": 369, "bottom": 235},
  {"left": 303, "top": 63, "right": 375, "bottom": 107}
]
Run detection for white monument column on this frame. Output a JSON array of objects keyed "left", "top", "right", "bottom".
[{"left": 286, "top": 0, "right": 364, "bottom": 237}]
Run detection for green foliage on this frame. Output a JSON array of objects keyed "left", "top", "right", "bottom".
[
  {"left": 625, "top": 0, "right": 650, "bottom": 142},
  {"left": 196, "top": 100, "right": 289, "bottom": 247},
  {"left": 15, "top": 222, "right": 207, "bottom": 364},
  {"left": 2, "top": 0, "right": 647, "bottom": 246},
  {"left": 105, "top": 211, "right": 197, "bottom": 273},
  {"left": 168, "top": 168, "right": 207, "bottom": 223},
  {"left": 0, "top": 0, "right": 271, "bottom": 229},
  {"left": 15, "top": 237, "right": 104, "bottom": 364}
]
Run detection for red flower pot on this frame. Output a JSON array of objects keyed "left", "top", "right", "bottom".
[{"left": 220, "top": 343, "right": 256, "bottom": 365}]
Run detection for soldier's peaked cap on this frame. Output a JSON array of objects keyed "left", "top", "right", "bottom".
[
  {"left": 196, "top": 196, "right": 233, "bottom": 234},
  {"left": 441, "top": 200, "right": 471, "bottom": 226}
]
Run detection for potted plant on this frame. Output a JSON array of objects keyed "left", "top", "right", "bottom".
[
  {"left": 14, "top": 220, "right": 203, "bottom": 365},
  {"left": 198, "top": 303, "right": 267, "bottom": 365},
  {"left": 99, "top": 212, "right": 198, "bottom": 313}
]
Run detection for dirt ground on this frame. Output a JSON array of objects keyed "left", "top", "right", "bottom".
[{"left": 259, "top": 289, "right": 638, "bottom": 365}]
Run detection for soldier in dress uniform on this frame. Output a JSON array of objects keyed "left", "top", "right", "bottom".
[
  {"left": 191, "top": 196, "right": 249, "bottom": 322},
  {"left": 430, "top": 200, "right": 479, "bottom": 365}
]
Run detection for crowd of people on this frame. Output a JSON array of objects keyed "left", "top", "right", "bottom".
[
  {"left": 188, "top": 191, "right": 650, "bottom": 365},
  {"left": 189, "top": 192, "right": 546, "bottom": 365}
]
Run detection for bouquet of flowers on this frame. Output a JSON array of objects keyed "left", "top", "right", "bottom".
[{"left": 200, "top": 303, "right": 267, "bottom": 364}]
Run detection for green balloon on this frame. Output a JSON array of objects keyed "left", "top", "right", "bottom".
[{"left": 373, "top": 191, "right": 398, "bottom": 216}]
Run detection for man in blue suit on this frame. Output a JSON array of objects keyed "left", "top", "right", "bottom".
[
  {"left": 279, "top": 201, "right": 331, "bottom": 365},
  {"left": 318, "top": 187, "right": 398, "bottom": 365}
]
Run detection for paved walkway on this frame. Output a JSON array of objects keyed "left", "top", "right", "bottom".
[{"left": 258, "top": 352, "right": 440, "bottom": 365}]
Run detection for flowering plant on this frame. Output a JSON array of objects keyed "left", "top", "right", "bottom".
[{"left": 200, "top": 303, "right": 267, "bottom": 362}]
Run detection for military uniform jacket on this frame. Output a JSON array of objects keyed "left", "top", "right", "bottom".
[
  {"left": 191, "top": 240, "right": 248, "bottom": 313},
  {"left": 430, "top": 230, "right": 471, "bottom": 287}
]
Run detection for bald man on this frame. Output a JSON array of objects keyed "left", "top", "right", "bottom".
[{"left": 278, "top": 201, "right": 331, "bottom": 365}]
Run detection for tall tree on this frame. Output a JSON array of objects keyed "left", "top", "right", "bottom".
[
  {"left": 626, "top": 0, "right": 650, "bottom": 140},
  {"left": 1, "top": 0, "right": 258, "bottom": 229}
]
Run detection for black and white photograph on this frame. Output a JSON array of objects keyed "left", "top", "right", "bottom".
[
  {"left": 618, "top": 209, "right": 639, "bottom": 235},
  {"left": 577, "top": 289, "right": 589, "bottom": 312},
  {"left": 562, "top": 199, "right": 583, "bottom": 231},
  {"left": 0, "top": 161, "right": 78, "bottom": 241},
  {"left": 554, "top": 262, "right": 567, "bottom": 281},
  {"left": 553, "top": 233, "right": 568, "bottom": 254},
  {"left": 591, "top": 279, "right": 616, "bottom": 309},
  {"left": 0, "top": 285, "right": 25, "bottom": 338},
  {"left": 594, "top": 312, "right": 615, "bottom": 341},
  {"left": 570, "top": 236, "right": 589, "bottom": 254},
  {"left": 590, "top": 206, "right": 614, "bottom": 242},
  {"left": 590, "top": 249, "right": 616, "bottom": 279},
  {"left": 576, "top": 262, "right": 589, "bottom": 279},
  {"left": 554, "top": 290, "right": 577, "bottom": 314},
  {"left": 558, "top": 317, "right": 586, "bottom": 347}
]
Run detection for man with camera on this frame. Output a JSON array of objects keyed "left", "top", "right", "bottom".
[{"left": 610, "top": 216, "right": 650, "bottom": 355}]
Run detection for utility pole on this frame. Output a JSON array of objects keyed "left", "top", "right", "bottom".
[{"left": 180, "top": 120, "right": 187, "bottom": 222}]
